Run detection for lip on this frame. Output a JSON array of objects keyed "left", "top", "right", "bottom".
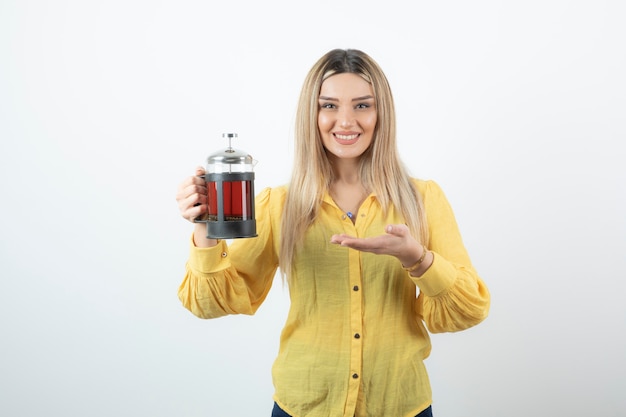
[{"left": 333, "top": 132, "right": 360, "bottom": 144}]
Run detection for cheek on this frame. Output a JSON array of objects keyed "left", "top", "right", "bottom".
[
  {"left": 364, "top": 113, "right": 377, "bottom": 130},
  {"left": 318, "top": 113, "right": 333, "bottom": 132}
]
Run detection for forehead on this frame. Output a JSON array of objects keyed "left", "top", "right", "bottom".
[{"left": 319, "top": 73, "right": 374, "bottom": 98}]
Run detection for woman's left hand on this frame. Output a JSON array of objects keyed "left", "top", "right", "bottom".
[{"left": 330, "top": 224, "right": 422, "bottom": 267}]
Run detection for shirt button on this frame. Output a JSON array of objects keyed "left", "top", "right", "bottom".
[
  {"left": 352, "top": 373, "right": 359, "bottom": 379},
  {"left": 221, "top": 252, "right": 228, "bottom": 258},
  {"left": 353, "top": 285, "right": 359, "bottom": 291},
  {"left": 341, "top": 214, "right": 347, "bottom": 220},
  {"left": 354, "top": 333, "right": 360, "bottom": 339}
]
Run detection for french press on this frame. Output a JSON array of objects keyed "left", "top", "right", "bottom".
[{"left": 195, "top": 133, "right": 257, "bottom": 239}]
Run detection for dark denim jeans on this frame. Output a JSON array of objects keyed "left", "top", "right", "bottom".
[{"left": 271, "top": 402, "right": 433, "bottom": 417}]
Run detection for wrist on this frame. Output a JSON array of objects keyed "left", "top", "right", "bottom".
[
  {"left": 193, "top": 224, "right": 220, "bottom": 248},
  {"left": 408, "top": 250, "right": 434, "bottom": 277},
  {"left": 401, "top": 244, "right": 428, "bottom": 272}
]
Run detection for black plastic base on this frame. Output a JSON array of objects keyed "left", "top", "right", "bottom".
[{"left": 205, "top": 219, "right": 257, "bottom": 239}]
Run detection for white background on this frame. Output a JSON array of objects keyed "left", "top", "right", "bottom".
[{"left": 1, "top": 1, "right": 625, "bottom": 416}]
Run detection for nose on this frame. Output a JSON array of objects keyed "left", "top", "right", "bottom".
[{"left": 337, "top": 107, "right": 355, "bottom": 128}]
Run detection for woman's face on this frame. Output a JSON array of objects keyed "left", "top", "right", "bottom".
[{"left": 318, "top": 73, "right": 377, "bottom": 162}]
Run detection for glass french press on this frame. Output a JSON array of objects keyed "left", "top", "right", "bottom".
[{"left": 195, "top": 133, "right": 257, "bottom": 239}]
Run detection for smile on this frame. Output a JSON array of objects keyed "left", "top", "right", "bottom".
[{"left": 334, "top": 133, "right": 360, "bottom": 143}]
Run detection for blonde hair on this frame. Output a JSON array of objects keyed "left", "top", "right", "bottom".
[{"left": 279, "top": 49, "right": 428, "bottom": 278}]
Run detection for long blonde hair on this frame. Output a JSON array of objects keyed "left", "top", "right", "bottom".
[{"left": 279, "top": 49, "right": 428, "bottom": 278}]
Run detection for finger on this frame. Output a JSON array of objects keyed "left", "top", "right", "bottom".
[
  {"left": 385, "top": 224, "right": 410, "bottom": 237},
  {"left": 177, "top": 191, "right": 206, "bottom": 219},
  {"left": 176, "top": 177, "right": 202, "bottom": 197},
  {"left": 334, "top": 236, "right": 387, "bottom": 253},
  {"left": 179, "top": 191, "right": 207, "bottom": 212},
  {"left": 176, "top": 180, "right": 208, "bottom": 203},
  {"left": 330, "top": 233, "right": 353, "bottom": 244},
  {"left": 181, "top": 199, "right": 208, "bottom": 223}
]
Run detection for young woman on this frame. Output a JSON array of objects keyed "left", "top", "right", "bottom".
[{"left": 175, "top": 49, "right": 490, "bottom": 417}]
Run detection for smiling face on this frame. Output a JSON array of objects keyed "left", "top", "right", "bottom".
[{"left": 318, "top": 73, "right": 377, "bottom": 162}]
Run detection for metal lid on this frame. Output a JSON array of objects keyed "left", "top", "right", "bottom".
[{"left": 206, "top": 133, "right": 254, "bottom": 165}]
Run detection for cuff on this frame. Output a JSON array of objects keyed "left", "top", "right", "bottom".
[
  {"left": 410, "top": 252, "right": 457, "bottom": 297},
  {"left": 187, "top": 234, "right": 231, "bottom": 274}
]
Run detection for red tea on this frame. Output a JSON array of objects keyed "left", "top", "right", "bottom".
[{"left": 207, "top": 180, "right": 252, "bottom": 221}]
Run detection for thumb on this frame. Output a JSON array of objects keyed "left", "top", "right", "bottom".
[
  {"left": 195, "top": 166, "right": 206, "bottom": 176},
  {"left": 385, "top": 224, "right": 409, "bottom": 237}
]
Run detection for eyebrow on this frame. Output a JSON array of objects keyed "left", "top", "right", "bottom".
[{"left": 318, "top": 95, "right": 375, "bottom": 102}]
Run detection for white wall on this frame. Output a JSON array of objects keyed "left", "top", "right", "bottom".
[{"left": 1, "top": 1, "right": 624, "bottom": 416}]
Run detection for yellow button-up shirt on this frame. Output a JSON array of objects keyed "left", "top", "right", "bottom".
[{"left": 179, "top": 179, "right": 490, "bottom": 417}]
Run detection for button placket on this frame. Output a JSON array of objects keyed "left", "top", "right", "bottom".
[{"left": 346, "top": 246, "right": 364, "bottom": 414}]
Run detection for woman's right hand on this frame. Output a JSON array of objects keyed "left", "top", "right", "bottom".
[
  {"left": 176, "top": 166, "right": 208, "bottom": 223},
  {"left": 175, "top": 167, "right": 220, "bottom": 248}
]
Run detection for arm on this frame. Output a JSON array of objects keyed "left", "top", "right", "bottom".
[
  {"left": 176, "top": 182, "right": 280, "bottom": 319},
  {"left": 412, "top": 180, "right": 490, "bottom": 333},
  {"left": 329, "top": 180, "right": 490, "bottom": 333}
]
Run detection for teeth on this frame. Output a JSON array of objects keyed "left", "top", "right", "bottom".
[{"left": 335, "top": 134, "right": 358, "bottom": 140}]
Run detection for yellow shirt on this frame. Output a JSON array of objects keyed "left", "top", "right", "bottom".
[{"left": 178, "top": 179, "right": 490, "bottom": 417}]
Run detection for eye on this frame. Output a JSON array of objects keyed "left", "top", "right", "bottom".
[
  {"left": 355, "top": 103, "right": 370, "bottom": 109},
  {"left": 320, "top": 102, "right": 336, "bottom": 109}
]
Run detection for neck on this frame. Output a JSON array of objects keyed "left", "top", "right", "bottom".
[
  {"left": 329, "top": 155, "right": 361, "bottom": 184},
  {"left": 328, "top": 159, "right": 368, "bottom": 220}
]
